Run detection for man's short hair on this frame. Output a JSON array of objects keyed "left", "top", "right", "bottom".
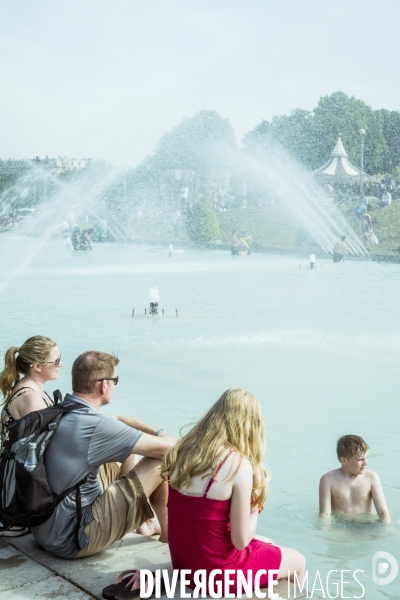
[
  {"left": 72, "top": 351, "right": 120, "bottom": 394},
  {"left": 336, "top": 435, "right": 369, "bottom": 461}
]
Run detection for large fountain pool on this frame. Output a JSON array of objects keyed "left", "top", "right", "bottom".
[{"left": 1, "top": 239, "right": 399, "bottom": 599}]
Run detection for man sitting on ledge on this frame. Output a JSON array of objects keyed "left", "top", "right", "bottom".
[{"left": 31, "top": 351, "right": 176, "bottom": 559}]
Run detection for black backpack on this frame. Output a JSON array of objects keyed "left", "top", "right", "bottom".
[{"left": 0, "top": 391, "right": 87, "bottom": 549}]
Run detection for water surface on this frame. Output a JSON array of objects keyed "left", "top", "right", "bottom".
[{"left": 1, "top": 238, "right": 399, "bottom": 599}]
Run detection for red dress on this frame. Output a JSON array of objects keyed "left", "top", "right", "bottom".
[{"left": 167, "top": 455, "right": 282, "bottom": 595}]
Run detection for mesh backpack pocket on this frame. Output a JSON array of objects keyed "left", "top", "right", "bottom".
[{"left": 0, "top": 402, "right": 85, "bottom": 531}]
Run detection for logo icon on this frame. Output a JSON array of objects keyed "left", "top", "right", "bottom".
[{"left": 372, "top": 552, "right": 398, "bottom": 586}]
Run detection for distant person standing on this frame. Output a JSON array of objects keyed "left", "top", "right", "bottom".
[
  {"left": 71, "top": 227, "right": 81, "bottom": 250},
  {"left": 230, "top": 229, "right": 239, "bottom": 255},
  {"left": 354, "top": 196, "right": 368, "bottom": 219},
  {"left": 94, "top": 224, "right": 104, "bottom": 242},
  {"left": 380, "top": 191, "right": 392, "bottom": 207},
  {"left": 333, "top": 236, "right": 347, "bottom": 263},
  {"left": 361, "top": 211, "right": 373, "bottom": 247},
  {"left": 211, "top": 187, "right": 219, "bottom": 211},
  {"left": 180, "top": 186, "right": 189, "bottom": 213},
  {"left": 80, "top": 229, "right": 94, "bottom": 251},
  {"left": 172, "top": 209, "right": 181, "bottom": 237}
]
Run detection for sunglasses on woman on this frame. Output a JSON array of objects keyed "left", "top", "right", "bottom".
[
  {"left": 47, "top": 356, "right": 62, "bottom": 366},
  {"left": 30, "top": 355, "right": 62, "bottom": 367}
]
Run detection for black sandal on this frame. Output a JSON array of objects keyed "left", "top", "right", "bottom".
[
  {"left": 114, "top": 572, "right": 165, "bottom": 600},
  {"left": 102, "top": 570, "right": 138, "bottom": 600}
]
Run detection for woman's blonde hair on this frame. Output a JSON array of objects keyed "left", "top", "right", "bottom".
[
  {"left": 161, "top": 388, "right": 269, "bottom": 511},
  {"left": 0, "top": 336, "right": 56, "bottom": 401}
]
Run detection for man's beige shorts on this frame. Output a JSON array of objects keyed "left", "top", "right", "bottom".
[{"left": 75, "top": 462, "right": 154, "bottom": 558}]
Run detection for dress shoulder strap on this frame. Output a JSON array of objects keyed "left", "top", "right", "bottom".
[
  {"left": 203, "top": 449, "right": 234, "bottom": 497},
  {"left": 5, "top": 386, "right": 35, "bottom": 405},
  {"left": 5, "top": 386, "right": 53, "bottom": 408}
]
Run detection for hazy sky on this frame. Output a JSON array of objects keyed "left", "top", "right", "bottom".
[{"left": 1, "top": 0, "right": 399, "bottom": 166}]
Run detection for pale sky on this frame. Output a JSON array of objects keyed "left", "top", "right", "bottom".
[{"left": 1, "top": 0, "right": 399, "bottom": 166}]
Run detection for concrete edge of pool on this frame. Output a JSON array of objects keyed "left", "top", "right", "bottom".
[{"left": 0, "top": 533, "right": 322, "bottom": 600}]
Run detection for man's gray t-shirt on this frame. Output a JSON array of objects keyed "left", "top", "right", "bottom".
[{"left": 31, "top": 393, "right": 143, "bottom": 558}]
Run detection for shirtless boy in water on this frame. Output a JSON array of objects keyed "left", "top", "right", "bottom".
[{"left": 319, "top": 435, "right": 390, "bottom": 524}]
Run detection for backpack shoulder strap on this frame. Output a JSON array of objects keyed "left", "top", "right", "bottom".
[
  {"left": 52, "top": 390, "right": 63, "bottom": 406},
  {"left": 50, "top": 475, "right": 89, "bottom": 552},
  {"left": 59, "top": 403, "right": 86, "bottom": 414},
  {"left": 52, "top": 402, "right": 88, "bottom": 551}
]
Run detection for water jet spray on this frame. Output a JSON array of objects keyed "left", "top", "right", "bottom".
[{"left": 132, "top": 288, "right": 178, "bottom": 317}]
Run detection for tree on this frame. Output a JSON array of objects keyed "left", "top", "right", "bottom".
[
  {"left": 243, "top": 111, "right": 316, "bottom": 169},
  {"left": 146, "top": 110, "right": 236, "bottom": 172},
  {"left": 312, "top": 92, "right": 387, "bottom": 174},
  {"left": 380, "top": 109, "right": 400, "bottom": 173},
  {"left": 243, "top": 91, "right": 389, "bottom": 174},
  {"left": 0, "top": 174, "right": 37, "bottom": 212},
  {"left": 242, "top": 120, "right": 271, "bottom": 153},
  {"left": 0, "top": 175, "right": 18, "bottom": 211},
  {"left": 187, "top": 195, "right": 221, "bottom": 242}
]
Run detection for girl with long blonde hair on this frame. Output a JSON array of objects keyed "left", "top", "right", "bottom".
[{"left": 162, "top": 388, "right": 305, "bottom": 594}]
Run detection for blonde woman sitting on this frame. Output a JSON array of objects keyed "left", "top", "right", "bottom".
[
  {"left": 0, "top": 335, "right": 62, "bottom": 537},
  {"left": 0, "top": 335, "right": 62, "bottom": 444},
  {"left": 161, "top": 388, "right": 306, "bottom": 596}
]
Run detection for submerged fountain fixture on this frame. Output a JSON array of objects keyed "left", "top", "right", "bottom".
[
  {"left": 132, "top": 287, "right": 178, "bottom": 317},
  {"left": 309, "top": 254, "right": 316, "bottom": 269},
  {"left": 149, "top": 287, "right": 159, "bottom": 315}
]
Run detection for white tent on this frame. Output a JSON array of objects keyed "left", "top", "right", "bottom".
[{"left": 312, "top": 135, "right": 371, "bottom": 181}]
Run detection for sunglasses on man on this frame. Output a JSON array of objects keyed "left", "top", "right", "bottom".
[{"left": 96, "top": 377, "right": 119, "bottom": 386}]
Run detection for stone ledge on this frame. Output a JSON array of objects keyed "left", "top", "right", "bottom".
[
  {"left": 0, "top": 539, "right": 92, "bottom": 599},
  {"left": 2, "top": 534, "right": 322, "bottom": 599}
]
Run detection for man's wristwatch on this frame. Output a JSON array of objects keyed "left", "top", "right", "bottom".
[{"left": 154, "top": 429, "right": 168, "bottom": 436}]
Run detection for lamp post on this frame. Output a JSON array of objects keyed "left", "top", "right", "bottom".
[{"left": 359, "top": 128, "right": 365, "bottom": 197}]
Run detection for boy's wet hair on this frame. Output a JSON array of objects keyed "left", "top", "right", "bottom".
[{"left": 337, "top": 435, "right": 369, "bottom": 461}]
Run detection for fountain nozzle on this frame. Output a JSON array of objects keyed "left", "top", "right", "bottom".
[
  {"left": 149, "top": 287, "right": 160, "bottom": 315},
  {"left": 149, "top": 302, "right": 159, "bottom": 315}
]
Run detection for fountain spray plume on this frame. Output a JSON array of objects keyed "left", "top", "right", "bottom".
[
  {"left": 0, "top": 162, "right": 125, "bottom": 293},
  {"left": 224, "top": 145, "right": 368, "bottom": 257}
]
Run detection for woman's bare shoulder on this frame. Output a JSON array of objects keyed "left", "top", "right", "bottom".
[{"left": 10, "top": 388, "right": 49, "bottom": 419}]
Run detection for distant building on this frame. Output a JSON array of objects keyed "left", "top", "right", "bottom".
[
  {"left": 0, "top": 156, "right": 92, "bottom": 175},
  {"left": 0, "top": 159, "right": 29, "bottom": 175}
]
